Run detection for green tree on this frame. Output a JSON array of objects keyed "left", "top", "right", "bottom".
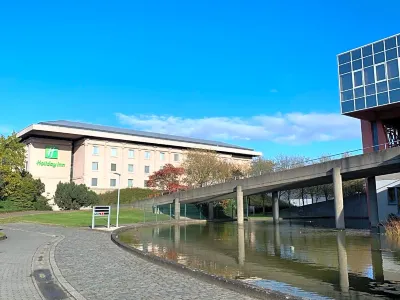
[
  {"left": 7, "top": 171, "right": 49, "bottom": 209},
  {"left": 0, "top": 133, "right": 25, "bottom": 198},
  {"left": 54, "top": 182, "right": 99, "bottom": 210}
]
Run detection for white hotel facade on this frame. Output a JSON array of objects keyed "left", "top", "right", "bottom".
[{"left": 17, "top": 121, "right": 261, "bottom": 205}]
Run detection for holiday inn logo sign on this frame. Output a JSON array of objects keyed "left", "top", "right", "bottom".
[
  {"left": 45, "top": 146, "right": 58, "bottom": 159},
  {"left": 36, "top": 146, "right": 66, "bottom": 168}
]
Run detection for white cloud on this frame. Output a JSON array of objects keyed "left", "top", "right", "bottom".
[{"left": 115, "top": 112, "right": 360, "bottom": 145}]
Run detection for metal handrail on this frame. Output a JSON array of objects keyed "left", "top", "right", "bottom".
[{"left": 144, "top": 139, "right": 400, "bottom": 199}]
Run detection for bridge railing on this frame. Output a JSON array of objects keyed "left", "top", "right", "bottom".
[{"left": 142, "top": 139, "right": 400, "bottom": 200}]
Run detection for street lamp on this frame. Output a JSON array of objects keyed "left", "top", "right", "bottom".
[{"left": 114, "top": 172, "right": 121, "bottom": 228}]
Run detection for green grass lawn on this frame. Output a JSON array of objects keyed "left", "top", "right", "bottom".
[{"left": 0, "top": 208, "right": 170, "bottom": 227}]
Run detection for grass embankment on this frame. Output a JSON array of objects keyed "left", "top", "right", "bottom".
[
  {"left": 385, "top": 219, "right": 400, "bottom": 237},
  {"left": 0, "top": 208, "right": 169, "bottom": 227},
  {"left": 98, "top": 188, "right": 156, "bottom": 205}
]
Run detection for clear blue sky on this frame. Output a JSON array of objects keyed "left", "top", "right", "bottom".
[{"left": 1, "top": 1, "right": 399, "bottom": 159}]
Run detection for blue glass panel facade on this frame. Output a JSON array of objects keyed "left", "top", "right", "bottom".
[{"left": 338, "top": 33, "right": 400, "bottom": 114}]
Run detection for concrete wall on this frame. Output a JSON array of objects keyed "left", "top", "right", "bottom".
[
  {"left": 376, "top": 179, "right": 400, "bottom": 222},
  {"left": 280, "top": 194, "right": 368, "bottom": 219},
  {"left": 25, "top": 137, "right": 72, "bottom": 209},
  {"left": 72, "top": 139, "right": 85, "bottom": 184},
  {"left": 80, "top": 138, "right": 251, "bottom": 193}
]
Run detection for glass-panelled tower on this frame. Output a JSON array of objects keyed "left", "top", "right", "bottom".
[{"left": 338, "top": 34, "right": 400, "bottom": 152}]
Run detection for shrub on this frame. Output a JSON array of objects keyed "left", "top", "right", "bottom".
[
  {"left": 385, "top": 214, "right": 400, "bottom": 237},
  {"left": 54, "top": 182, "right": 99, "bottom": 210},
  {"left": 6, "top": 172, "right": 45, "bottom": 210},
  {"left": 33, "top": 196, "right": 52, "bottom": 211},
  {"left": 98, "top": 188, "right": 155, "bottom": 205}
]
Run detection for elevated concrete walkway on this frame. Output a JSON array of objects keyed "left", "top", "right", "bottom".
[{"left": 136, "top": 147, "right": 400, "bottom": 228}]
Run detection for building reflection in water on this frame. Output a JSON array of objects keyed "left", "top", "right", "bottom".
[{"left": 124, "top": 221, "right": 400, "bottom": 299}]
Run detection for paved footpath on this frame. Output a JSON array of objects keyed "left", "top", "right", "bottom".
[{"left": 0, "top": 223, "right": 257, "bottom": 300}]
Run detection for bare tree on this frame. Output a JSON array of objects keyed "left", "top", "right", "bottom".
[{"left": 250, "top": 157, "right": 275, "bottom": 176}]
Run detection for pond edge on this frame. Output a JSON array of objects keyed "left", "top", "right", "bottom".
[{"left": 111, "top": 221, "right": 301, "bottom": 300}]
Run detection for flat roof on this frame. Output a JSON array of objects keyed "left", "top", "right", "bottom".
[{"left": 18, "top": 120, "right": 261, "bottom": 157}]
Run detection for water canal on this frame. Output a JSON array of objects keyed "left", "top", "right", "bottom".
[{"left": 118, "top": 221, "right": 400, "bottom": 299}]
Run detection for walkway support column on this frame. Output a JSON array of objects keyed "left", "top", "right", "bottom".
[
  {"left": 208, "top": 202, "right": 214, "bottom": 220},
  {"left": 236, "top": 186, "right": 244, "bottom": 225},
  {"left": 272, "top": 191, "right": 279, "bottom": 224},
  {"left": 332, "top": 167, "right": 345, "bottom": 229},
  {"left": 174, "top": 198, "right": 180, "bottom": 220},
  {"left": 367, "top": 176, "right": 379, "bottom": 227},
  {"left": 336, "top": 231, "right": 349, "bottom": 293},
  {"left": 238, "top": 224, "right": 245, "bottom": 266}
]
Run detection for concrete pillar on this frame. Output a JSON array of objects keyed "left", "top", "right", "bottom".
[
  {"left": 336, "top": 231, "right": 349, "bottom": 293},
  {"left": 238, "top": 225, "right": 245, "bottom": 266},
  {"left": 371, "top": 234, "right": 384, "bottom": 282},
  {"left": 208, "top": 202, "right": 214, "bottom": 220},
  {"left": 332, "top": 167, "right": 345, "bottom": 229},
  {"left": 272, "top": 191, "right": 279, "bottom": 224},
  {"left": 174, "top": 225, "right": 180, "bottom": 248},
  {"left": 236, "top": 186, "right": 244, "bottom": 225},
  {"left": 174, "top": 198, "right": 180, "bottom": 220},
  {"left": 274, "top": 224, "right": 281, "bottom": 257},
  {"left": 367, "top": 176, "right": 379, "bottom": 227}
]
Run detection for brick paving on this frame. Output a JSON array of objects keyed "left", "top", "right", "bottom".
[{"left": 0, "top": 223, "right": 258, "bottom": 300}]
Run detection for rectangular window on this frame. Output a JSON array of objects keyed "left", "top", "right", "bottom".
[
  {"left": 160, "top": 152, "right": 165, "bottom": 160},
  {"left": 91, "top": 178, "right": 98, "bottom": 187},
  {"left": 388, "top": 187, "right": 399, "bottom": 205},
  {"left": 144, "top": 165, "right": 150, "bottom": 174},
  {"left": 174, "top": 153, "right": 180, "bottom": 162},
  {"left": 144, "top": 180, "right": 148, "bottom": 187},
  {"left": 110, "top": 179, "right": 117, "bottom": 187},
  {"left": 387, "top": 59, "right": 399, "bottom": 79},
  {"left": 128, "top": 164, "right": 134, "bottom": 173},
  {"left": 92, "top": 146, "right": 99, "bottom": 155},
  {"left": 364, "top": 67, "right": 375, "bottom": 85},
  {"left": 353, "top": 71, "right": 363, "bottom": 87},
  {"left": 159, "top": 165, "right": 164, "bottom": 170},
  {"left": 371, "top": 121, "right": 379, "bottom": 151},
  {"left": 375, "top": 64, "right": 386, "bottom": 82},
  {"left": 144, "top": 151, "right": 151, "bottom": 160},
  {"left": 111, "top": 148, "right": 118, "bottom": 157},
  {"left": 128, "top": 179, "right": 133, "bottom": 188},
  {"left": 128, "top": 149, "right": 135, "bottom": 158},
  {"left": 340, "top": 73, "right": 353, "bottom": 91},
  {"left": 92, "top": 162, "right": 99, "bottom": 171},
  {"left": 111, "top": 163, "right": 117, "bottom": 172}
]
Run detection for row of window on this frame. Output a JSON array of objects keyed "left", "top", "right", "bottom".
[
  {"left": 339, "top": 47, "right": 400, "bottom": 75},
  {"left": 92, "top": 162, "right": 153, "bottom": 174},
  {"left": 341, "top": 77, "right": 400, "bottom": 102},
  {"left": 338, "top": 35, "right": 400, "bottom": 65},
  {"left": 340, "top": 59, "right": 400, "bottom": 93},
  {"left": 92, "top": 146, "right": 180, "bottom": 161},
  {"left": 91, "top": 178, "right": 143, "bottom": 188},
  {"left": 341, "top": 89, "right": 400, "bottom": 113}
]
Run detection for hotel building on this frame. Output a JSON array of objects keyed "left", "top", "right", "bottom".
[{"left": 17, "top": 120, "right": 261, "bottom": 207}]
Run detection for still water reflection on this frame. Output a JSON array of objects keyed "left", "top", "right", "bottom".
[{"left": 119, "top": 221, "right": 400, "bottom": 299}]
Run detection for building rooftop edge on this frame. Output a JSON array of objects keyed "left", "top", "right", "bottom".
[
  {"left": 18, "top": 120, "right": 261, "bottom": 155},
  {"left": 336, "top": 32, "right": 400, "bottom": 56}
]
